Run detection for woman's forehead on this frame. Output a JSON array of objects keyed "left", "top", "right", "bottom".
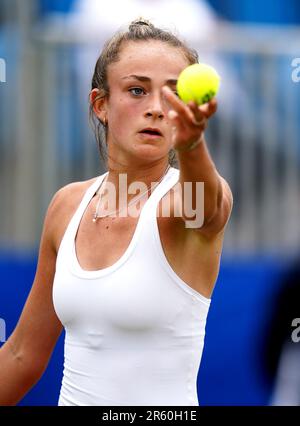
[{"left": 109, "top": 40, "right": 188, "bottom": 77}]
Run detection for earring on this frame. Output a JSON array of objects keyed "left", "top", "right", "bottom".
[{"left": 102, "top": 117, "right": 107, "bottom": 127}]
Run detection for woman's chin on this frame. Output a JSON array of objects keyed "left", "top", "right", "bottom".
[{"left": 133, "top": 143, "right": 170, "bottom": 160}]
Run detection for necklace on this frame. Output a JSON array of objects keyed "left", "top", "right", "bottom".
[{"left": 93, "top": 164, "right": 171, "bottom": 222}]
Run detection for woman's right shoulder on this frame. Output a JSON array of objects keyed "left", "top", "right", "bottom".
[{"left": 44, "top": 177, "right": 99, "bottom": 254}]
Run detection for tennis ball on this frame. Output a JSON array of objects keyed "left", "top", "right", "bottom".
[{"left": 177, "top": 63, "right": 220, "bottom": 105}]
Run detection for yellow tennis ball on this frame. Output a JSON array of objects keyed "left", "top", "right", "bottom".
[{"left": 177, "top": 63, "right": 220, "bottom": 105}]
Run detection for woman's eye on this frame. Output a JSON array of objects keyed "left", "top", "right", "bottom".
[{"left": 129, "top": 87, "right": 145, "bottom": 96}]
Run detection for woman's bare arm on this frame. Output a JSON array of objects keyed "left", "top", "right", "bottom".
[{"left": 0, "top": 182, "right": 84, "bottom": 405}]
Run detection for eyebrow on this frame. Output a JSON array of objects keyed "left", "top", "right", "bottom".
[{"left": 121, "top": 74, "right": 177, "bottom": 85}]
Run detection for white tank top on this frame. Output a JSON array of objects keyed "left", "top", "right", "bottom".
[{"left": 53, "top": 166, "right": 211, "bottom": 406}]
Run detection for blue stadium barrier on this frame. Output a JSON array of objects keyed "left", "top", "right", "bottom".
[{"left": 0, "top": 252, "right": 288, "bottom": 405}]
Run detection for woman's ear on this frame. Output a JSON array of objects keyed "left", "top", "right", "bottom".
[{"left": 90, "top": 88, "right": 107, "bottom": 124}]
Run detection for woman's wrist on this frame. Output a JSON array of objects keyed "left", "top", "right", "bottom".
[{"left": 174, "top": 137, "right": 203, "bottom": 153}]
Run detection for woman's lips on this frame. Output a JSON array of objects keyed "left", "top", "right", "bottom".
[{"left": 138, "top": 132, "right": 163, "bottom": 139}]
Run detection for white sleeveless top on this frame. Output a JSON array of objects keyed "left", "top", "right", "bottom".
[{"left": 52, "top": 166, "right": 211, "bottom": 406}]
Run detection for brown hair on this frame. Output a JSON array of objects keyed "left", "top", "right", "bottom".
[{"left": 89, "top": 18, "right": 199, "bottom": 168}]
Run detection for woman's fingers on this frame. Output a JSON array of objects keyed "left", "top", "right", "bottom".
[
  {"left": 199, "top": 98, "right": 218, "bottom": 118},
  {"left": 161, "top": 86, "right": 195, "bottom": 124},
  {"left": 187, "top": 101, "right": 205, "bottom": 125},
  {"left": 162, "top": 85, "right": 217, "bottom": 128},
  {"left": 167, "top": 110, "right": 178, "bottom": 120}
]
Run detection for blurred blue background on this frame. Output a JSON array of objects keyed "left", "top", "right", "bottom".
[
  {"left": 38, "top": 0, "right": 300, "bottom": 24},
  {"left": 1, "top": 0, "right": 300, "bottom": 406}
]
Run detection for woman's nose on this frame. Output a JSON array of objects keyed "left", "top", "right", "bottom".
[
  {"left": 145, "top": 108, "right": 164, "bottom": 119},
  {"left": 144, "top": 94, "right": 165, "bottom": 119}
]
